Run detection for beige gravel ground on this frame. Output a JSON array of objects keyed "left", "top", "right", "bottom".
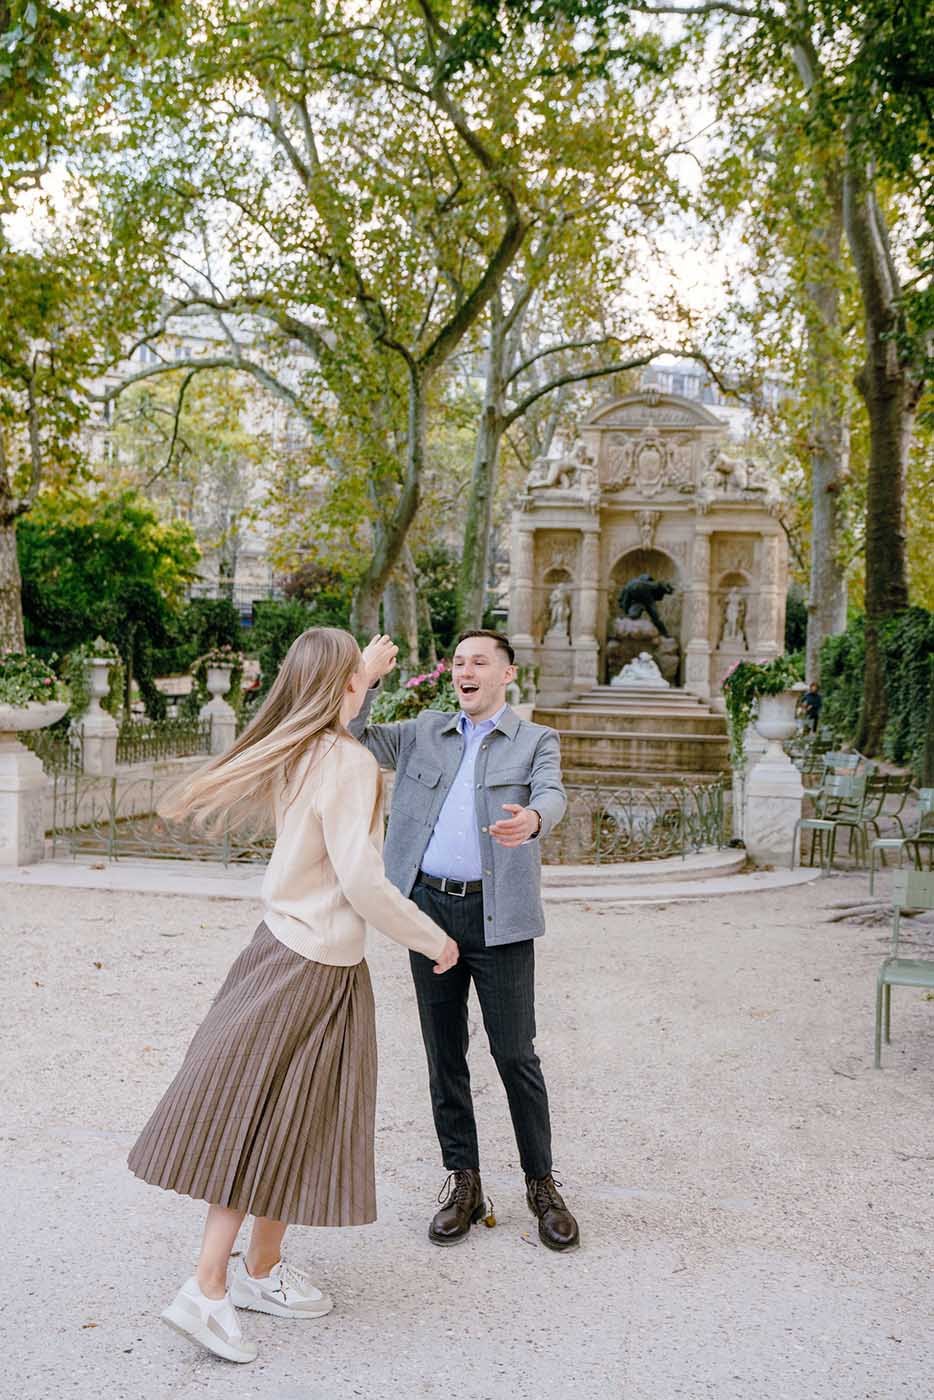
[{"left": 2, "top": 870, "right": 933, "bottom": 1400}]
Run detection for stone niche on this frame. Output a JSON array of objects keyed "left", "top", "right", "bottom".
[{"left": 508, "top": 389, "right": 788, "bottom": 705}]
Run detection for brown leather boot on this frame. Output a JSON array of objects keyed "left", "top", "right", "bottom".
[
  {"left": 525, "top": 1174, "right": 580, "bottom": 1252},
  {"left": 428, "top": 1170, "right": 495, "bottom": 1246}
]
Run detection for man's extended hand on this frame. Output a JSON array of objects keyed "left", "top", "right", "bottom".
[
  {"left": 361, "top": 633, "right": 398, "bottom": 686},
  {"left": 489, "top": 804, "right": 541, "bottom": 847}
]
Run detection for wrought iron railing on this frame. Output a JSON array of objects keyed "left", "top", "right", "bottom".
[
  {"left": 541, "top": 780, "right": 726, "bottom": 864},
  {"left": 48, "top": 771, "right": 725, "bottom": 868},
  {"left": 48, "top": 771, "right": 272, "bottom": 864},
  {"left": 21, "top": 726, "right": 83, "bottom": 773},
  {"left": 116, "top": 717, "right": 212, "bottom": 765}
]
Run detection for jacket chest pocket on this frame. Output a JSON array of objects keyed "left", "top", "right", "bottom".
[
  {"left": 484, "top": 767, "right": 531, "bottom": 802},
  {"left": 395, "top": 762, "right": 443, "bottom": 818}
]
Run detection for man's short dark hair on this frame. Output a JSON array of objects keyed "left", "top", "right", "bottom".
[{"left": 455, "top": 629, "right": 515, "bottom": 665}]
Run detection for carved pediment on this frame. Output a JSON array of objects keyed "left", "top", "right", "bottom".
[{"left": 586, "top": 389, "right": 726, "bottom": 433}]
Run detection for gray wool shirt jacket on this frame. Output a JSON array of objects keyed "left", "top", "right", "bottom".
[{"left": 348, "top": 688, "right": 567, "bottom": 946}]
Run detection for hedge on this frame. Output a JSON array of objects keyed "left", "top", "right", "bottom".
[{"left": 820, "top": 608, "right": 934, "bottom": 778}]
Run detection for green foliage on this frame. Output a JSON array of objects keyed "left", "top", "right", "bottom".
[
  {"left": 784, "top": 589, "right": 808, "bottom": 653},
  {"left": 369, "top": 662, "right": 458, "bottom": 722},
  {"left": 820, "top": 615, "right": 867, "bottom": 743},
  {"left": 61, "top": 639, "right": 124, "bottom": 720},
  {"left": 250, "top": 600, "right": 320, "bottom": 696},
  {"left": 282, "top": 563, "right": 354, "bottom": 629},
  {"left": 151, "top": 597, "right": 243, "bottom": 677},
  {"left": 414, "top": 545, "right": 460, "bottom": 659},
  {"left": 820, "top": 609, "right": 934, "bottom": 777},
  {"left": 722, "top": 654, "right": 805, "bottom": 764},
  {"left": 0, "top": 650, "right": 68, "bottom": 705},
  {"left": 18, "top": 488, "right": 199, "bottom": 717}
]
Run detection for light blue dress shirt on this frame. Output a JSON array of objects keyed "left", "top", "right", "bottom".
[{"left": 419, "top": 706, "right": 507, "bottom": 881}]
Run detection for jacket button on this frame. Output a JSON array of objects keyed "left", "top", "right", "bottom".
[
  {"left": 487, "top": 916, "right": 492, "bottom": 923},
  {"left": 485, "top": 868, "right": 492, "bottom": 875},
  {"left": 481, "top": 826, "right": 488, "bottom": 833}
]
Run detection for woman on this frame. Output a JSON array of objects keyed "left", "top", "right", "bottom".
[{"left": 128, "top": 628, "right": 457, "bottom": 1364}]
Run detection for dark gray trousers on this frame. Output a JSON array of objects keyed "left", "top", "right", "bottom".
[{"left": 409, "top": 881, "right": 552, "bottom": 1179}]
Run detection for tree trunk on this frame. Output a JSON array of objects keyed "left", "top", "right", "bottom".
[
  {"left": 350, "top": 370, "right": 425, "bottom": 639},
  {"left": 457, "top": 295, "right": 506, "bottom": 633},
  {"left": 843, "top": 143, "right": 919, "bottom": 753},
  {"left": 804, "top": 180, "right": 850, "bottom": 684},
  {"left": 0, "top": 516, "right": 26, "bottom": 652},
  {"left": 382, "top": 543, "right": 420, "bottom": 667}
]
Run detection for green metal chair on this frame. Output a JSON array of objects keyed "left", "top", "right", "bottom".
[
  {"left": 880, "top": 774, "right": 915, "bottom": 840},
  {"left": 802, "top": 750, "right": 863, "bottom": 803},
  {"left": 874, "top": 868, "right": 934, "bottom": 1068},
  {"left": 791, "top": 774, "right": 866, "bottom": 873},
  {"left": 869, "top": 788, "right": 934, "bottom": 893}
]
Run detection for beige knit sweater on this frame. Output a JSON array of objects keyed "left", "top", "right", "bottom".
[{"left": 261, "top": 733, "right": 447, "bottom": 966}]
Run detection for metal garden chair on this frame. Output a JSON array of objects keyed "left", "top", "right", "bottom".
[
  {"left": 791, "top": 773, "right": 867, "bottom": 873},
  {"left": 802, "top": 750, "right": 863, "bottom": 803},
  {"left": 874, "top": 868, "right": 934, "bottom": 1068},
  {"left": 869, "top": 788, "right": 934, "bottom": 893}
]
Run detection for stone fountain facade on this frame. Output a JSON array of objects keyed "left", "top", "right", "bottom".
[{"left": 508, "top": 389, "right": 788, "bottom": 708}]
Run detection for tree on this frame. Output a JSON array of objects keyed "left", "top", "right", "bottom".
[
  {"left": 87, "top": 0, "right": 671, "bottom": 638},
  {"left": 631, "top": 0, "right": 931, "bottom": 748},
  {"left": 18, "top": 488, "right": 199, "bottom": 711}
]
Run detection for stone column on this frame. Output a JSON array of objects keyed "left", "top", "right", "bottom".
[
  {"left": 509, "top": 520, "right": 536, "bottom": 665},
  {"left": 200, "top": 665, "right": 237, "bottom": 755},
  {"left": 573, "top": 526, "right": 600, "bottom": 691},
  {"left": 684, "top": 529, "right": 712, "bottom": 698},
  {"left": 754, "top": 533, "right": 782, "bottom": 660},
  {"left": 0, "top": 738, "right": 46, "bottom": 865}
]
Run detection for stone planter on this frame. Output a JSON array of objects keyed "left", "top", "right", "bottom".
[
  {"left": 78, "top": 658, "right": 119, "bottom": 776},
  {"left": 0, "top": 700, "right": 69, "bottom": 865},
  {"left": 753, "top": 689, "right": 800, "bottom": 757},
  {"left": 744, "top": 688, "right": 804, "bottom": 865},
  {"left": 206, "top": 664, "right": 233, "bottom": 699},
  {"left": 200, "top": 664, "right": 237, "bottom": 755}
]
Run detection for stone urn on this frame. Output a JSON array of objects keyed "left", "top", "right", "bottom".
[
  {"left": 753, "top": 688, "right": 801, "bottom": 761},
  {"left": 744, "top": 688, "right": 805, "bottom": 865},
  {"left": 0, "top": 700, "right": 69, "bottom": 742},
  {"left": 78, "top": 657, "right": 120, "bottom": 777},
  {"left": 0, "top": 701, "right": 69, "bottom": 866},
  {"left": 85, "top": 656, "right": 116, "bottom": 720},
  {"left": 200, "top": 664, "right": 237, "bottom": 755},
  {"left": 206, "top": 663, "right": 234, "bottom": 700}
]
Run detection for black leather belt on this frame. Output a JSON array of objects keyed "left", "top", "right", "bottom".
[{"left": 417, "top": 872, "right": 483, "bottom": 897}]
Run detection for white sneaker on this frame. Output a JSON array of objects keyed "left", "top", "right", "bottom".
[
  {"left": 161, "top": 1277, "right": 258, "bottom": 1364},
  {"left": 228, "top": 1253, "right": 334, "bottom": 1319}
]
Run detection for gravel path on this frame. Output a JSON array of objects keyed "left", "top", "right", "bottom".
[{"left": 2, "top": 873, "right": 933, "bottom": 1400}]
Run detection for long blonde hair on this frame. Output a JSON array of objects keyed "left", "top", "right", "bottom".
[{"left": 161, "top": 626, "right": 362, "bottom": 832}]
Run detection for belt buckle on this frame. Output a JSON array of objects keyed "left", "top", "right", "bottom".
[{"left": 443, "top": 877, "right": 468, "bottom": 898}]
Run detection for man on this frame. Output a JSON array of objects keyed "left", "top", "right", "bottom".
[
  {"left": 351, "top": 629, "right": 579, "bottom": 1252},
  {"left": 800, "top": 681, "right": 823, "bottom": 733}
]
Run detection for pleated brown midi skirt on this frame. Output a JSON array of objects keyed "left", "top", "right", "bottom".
[{"left": 128, "top": 922, "right": 377, "bottom": 1227}]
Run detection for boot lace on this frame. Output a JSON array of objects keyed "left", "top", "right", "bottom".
[
  {"left": 528, "top": 1173, "right": 565, "bottom": 1212},
  {"left": 437, "top": 1170, "right": 477, "bottom": 1208}
]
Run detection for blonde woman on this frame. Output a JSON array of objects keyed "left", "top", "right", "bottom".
[{"left": 128, "top": 628, "right": 457, "bottom": 1364}]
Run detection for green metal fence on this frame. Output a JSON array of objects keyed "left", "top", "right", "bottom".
[
  {"left": 21, "top": 727, "right": 83, "bottom": 773},
  {"left": 541, "top": 779, "right": 726, "bottom": 864},
  {"left": 116, "top": 717, "right": 212, "bottom": 764}
]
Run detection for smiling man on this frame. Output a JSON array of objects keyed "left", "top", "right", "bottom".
[{"left": 350, "top": 629, "right": 579, "bottom": 1253}]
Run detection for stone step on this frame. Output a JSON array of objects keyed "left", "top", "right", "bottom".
[
  {"left": 555, "top": 730, "right": 730, "bottom": 775},
  {"left": 561, "top": 768, "right": 727, "bottom": 786},
  {"left": 535, "top": 708, "right": 727, "bottom": 736}
]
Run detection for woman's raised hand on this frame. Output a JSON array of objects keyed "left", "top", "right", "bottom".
[
  {"left": 433, "top": 936, "right": 459, "bottom": 975},
  {"left": 361, "top": 634, "right": 399, "bottom": 686}
]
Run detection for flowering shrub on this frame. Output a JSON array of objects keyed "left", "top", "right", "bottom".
[
  {"left": 370, "top": 660, "right": 458, "bottom": 721},
  {"left": 199, "top": 644, "right": 244, "bottom": 668},
  {"left": 0, "top": 651, "right": 70, "bottom": 707},
  {"left": 722, "top": 654, "right": 804, "bottom": 764}
]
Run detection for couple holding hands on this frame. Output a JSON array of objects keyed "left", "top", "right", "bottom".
[{"left": 128, "top": 627, "right": 579, "bottom": 1364}]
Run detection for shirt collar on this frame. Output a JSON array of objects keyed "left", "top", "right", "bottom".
[{"left": 457, "top": 704, "right": 507, "bottom": 736}]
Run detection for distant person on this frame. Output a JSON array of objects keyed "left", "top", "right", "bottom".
[
  {"left": 800, "top": 681, "right": 823, "bottom": 732},
  {"left": 350, "top": 630, "right": 580, "bottom": 1254},
  {"left": 128, "top": 628, "right": 457, "bottom": 1364}
]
